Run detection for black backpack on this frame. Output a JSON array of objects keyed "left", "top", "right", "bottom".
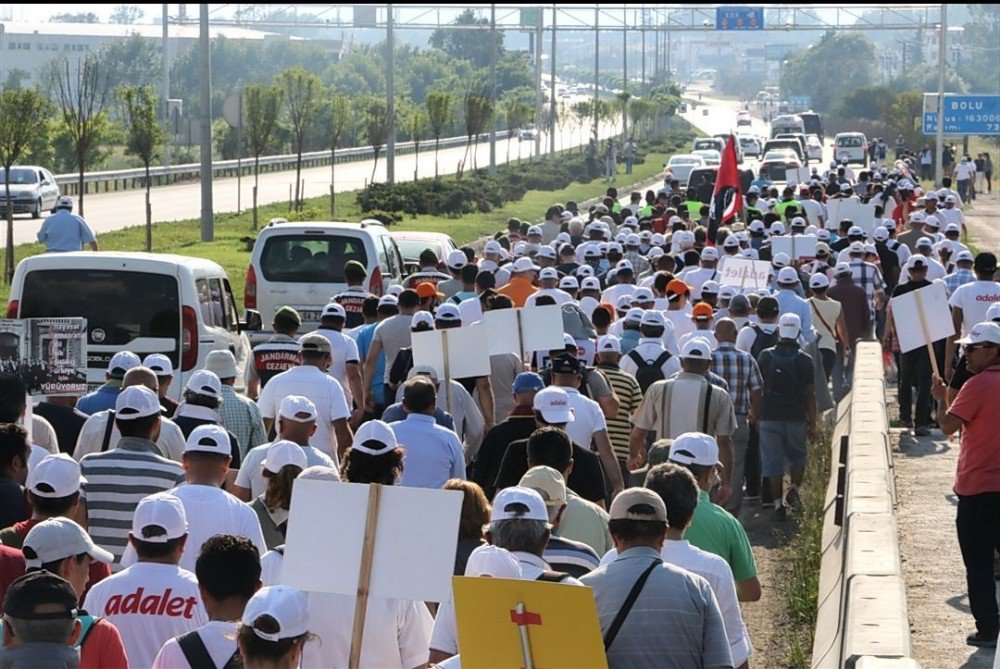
[
  {"left": 626, "top": 349, "right": 673, "bottom": 393},
  {"left": 749, "top": 325, "right": 780, "bottom": 361},
  {"left": 763, "top": 348, "right": 804, "bottom": 409}
]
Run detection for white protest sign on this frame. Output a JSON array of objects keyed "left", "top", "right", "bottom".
[
  {"left": 281, "top": 479, "right": 463, "bottom": 602},
  {"left": 890, "top": 281, "right": 955, "bottom": 356},
  {"left": 412, "top": 324, "right": 492, "bottom": 379},
  {"left": 826, "top": 198, "right": 843, "bottom": 227},
  {"left": 718, "top": 257, "right": 771, "bottom": 290},
  {"left": 771, "top": 234, "right": 817, "bottom": 260},
  {"left": 786, "top": 166, "right": 810, "bottom": 186},
  {"left": 484, "top": 305, "right": 565, "bottom": 356},
  {"left": 835, "top": 199, "right": 877, "bottom": 236}
]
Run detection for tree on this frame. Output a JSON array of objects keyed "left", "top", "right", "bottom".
[
  {"left": 277, "top": 66, "right": 321, "bottom": 210},
  {"left": 961, "top": 5, "right": 999, "bottom": 93},
  {"left": 98, "top": 33, "right": 162, "bottom": 92},
  {"left": 244, "top": 84, "right": 282, "bottom": 230},
  {"left": 616, "top": 91, "right": 632, "bottom": 140},
  {"left": 461, "top": 87, "right": 494, "bottom": 176},
  {"left": 3, "top": 70, "right": 29, "bottom": 92},
  {"left": 429, "top": 9, "right": 503, "bottom": 69},
  {"left": 109, "top": 5, "right": 144, "bottom": 24},
  {"left": 48, "top": 54, "right": 113, "bottom": 217},
  {"left": 502, "top": 99, "right": 532, "bottom": 163},
  {"left": 571, "top": 101, "right": 593, "bottom": 150},
  {"left": 363, "top": 98, "right": 390, "bottom": 184},
  {"left": 780, "top": 32, "right": 877, "bottom": 113},
  {"left": 328, "top": 93, "right": 352, "bottom": 217},
  {"left": 629, "top": 98, "right": 652, "bottom": 139},
  {"left": 50, "top": 12, "right": 100, "bottom": 23},
  {"left": 0, "top": 89, "right": 50, "bottom": 283},
  {"left": 408, "top": 109, "right": 428, "bottom": 180},
  {"left": 118, "top": 86, "right": 164, "bottom": 252},
  {"left": 425, "top": 91, "right": 453, "bottom": 179}
]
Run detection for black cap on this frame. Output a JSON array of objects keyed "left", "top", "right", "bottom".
[
  {"left": 550, "top": 353, "right": 582, "bottom": 375},
  {"left": 3, "top": 571, "right": 78, "bottom": 620},
  {"left": 975, "top": 252, "right": 997, "bottom": 275}
]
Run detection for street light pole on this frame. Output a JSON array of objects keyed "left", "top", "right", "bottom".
[
  {"left": 593, "top": 7, "right": 599, "bottom": 139},
  {"left": 198, "top": 3, "right": 213, "bottom": 242},
  {"left": 386, "top": 4, "right": 396, "bottom": 184},
  {"left": 162, "top": 4, "right": 170, "bottom": 169},
  {"left": 934, "top": 5, "right": 947, "bottom": 187},
  {"left": 549, "top": 5, "right": 557, "bottom": 157}
]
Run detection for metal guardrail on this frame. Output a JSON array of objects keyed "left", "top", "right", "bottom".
[{"left": 53, "top": 131, "right": 512, "bottom": 196}]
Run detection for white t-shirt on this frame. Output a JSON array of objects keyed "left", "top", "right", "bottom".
[
  {"left": 736, "top": 322, "right": 779, "bottom": 354},
  {"left": 152, "top": 620, "right": 238, "bottom": 669},
  {"left": 664, "top": 309, "right": 695, "bottom": 341},
  {"left": 948, "top": 280, "right": 1000, "bottom": 336},
  {"left": 619, "top": 339, "right": 681, "bottom": 379},
  {"left": 677, "top": 329, "right": 719, "bottom": 352},
  {"left": 600, "top": 283, "right": 637, "bottom": 306},
  {"left": 562, "top": 387, "right": 607, "bottom": 450},
  {"left": 30, "top": 415, "right": 58, "bottom": 454},
  {"left": 73, "top": 410, "right": 186, "bottom": 462},
  {"left": 121, "top": 484, "right": 267, "bottom": 573},
  {"left": 235, "top": 441, "right": 337, "bottom": 499},
  {"left": 260, "top": 549, "right": 432, "bottom": 669},
  {"left": 83, "top": 562, "right": 208, "bottom": 669},
  {"left": 677, "top": 267, "right": 720, "bottom": 301},
  {"left": 314, "top": 327, "right": 361, "bottom": 407},
  {"left": 257, "top": 365, "right": 351, "bottom": 459},
  {"left": 954, "top": 161, "right": 976, "bottom": 181},
  {"left": 524, "top": 288, "right": 572, "bottom": 308}
]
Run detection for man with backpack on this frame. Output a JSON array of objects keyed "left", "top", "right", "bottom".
[
  {"left": 735, "top": 296, "right": 781, "bottom": 359},
  {"left": 757, "top": 314, "right": 817, "bottom": 521},
  {"left": 619, "top": 311, "right": 682, "bottom": 387}
]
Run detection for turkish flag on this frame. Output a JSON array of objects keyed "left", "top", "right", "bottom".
[{"left": 708, "top": 133, "right": 743, "bottom": 245}]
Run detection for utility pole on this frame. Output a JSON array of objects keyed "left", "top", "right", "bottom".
[
  {"left": 162, "top": 4, "right": 170, "bottom": 169},
  {"left": 622, "top": 10, "right": 628, "bottom": 140},
  {"left": 533, "top": 8, "right": 542, "bottom": 159},
  {"left": 549, "top": 5, "right": 557, "bottom": 157},
  {"left": 386, "top": 4, "right": 396, "bottom": 183},
  {"left": 593, "top": 7, "right": 599, "bottom": 139},
  {"left": 934, "top": 5, "right": 947, "bottom": 187},
  {"left": 641, "top": 11, "right": 646, "bottom": 89},
  {"left": 198, "top": 3, "right": 213, "bottom": 242},
  {"left": 653, "top": 12, "right": 659, "bottom": 82},
  {"left": 489, "top": 4, "right": 497, "bottom": 175}
]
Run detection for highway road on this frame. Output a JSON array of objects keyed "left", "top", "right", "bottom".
[{"left": 10, "top": 101, "right": 618, "bottom": 247}]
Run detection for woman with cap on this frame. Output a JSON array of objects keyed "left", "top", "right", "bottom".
[
  {"left": 251, "top": 441, "right": 308, "bottom": 550},
  {"left": 237, "top": 585, "right": 312, "bottom": 669},
  {"left": 340, "top": 419, "right": 405, "bottom": 486}
]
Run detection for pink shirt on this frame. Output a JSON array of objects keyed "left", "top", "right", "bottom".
[{"left": 949, "top": 366, "right": 1000, "bottom": 496}]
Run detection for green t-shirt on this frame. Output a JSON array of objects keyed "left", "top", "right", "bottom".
[
  {"left": 640, "top": 205, "right": 654, "bottom": 217},
  {"left": 684, "top": 200, "right": 704, "bottom": 218},
  {"left": 775, "top": 199, "right": 799, "bottom": 219},
  {"left": 685, "top": 490, "right": 758, "bottom": 581}
]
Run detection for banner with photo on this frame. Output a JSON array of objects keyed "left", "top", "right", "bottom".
[{"left": 0, "top": 317, "right": 88, "bottom": 395}]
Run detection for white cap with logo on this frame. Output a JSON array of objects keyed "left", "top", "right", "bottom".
[
  {"left": 184, "top": 424, "right": 231, "bottom": 456},
  {"left": 279, "top": 395, "right": 317, "bottom": 422},
  {"left": 778, "top": 313, "right": 802, "bottom": 339},
  {"left": 114, "top": 385, "right": 162, "bottom": 420},
  {"left": 262, "top": 440, "right": 308, "bottom": 474},
  {"left": 532, "top": 386, "right": 575, "bottom": 423},
  {"left": 352, "top": 420, "right": 398, "bottom": 456}
]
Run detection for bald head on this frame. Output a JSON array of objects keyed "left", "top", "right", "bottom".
[
  {"left": 122, "top": 366, "right": 159, "bottom": 393},
  {"left": 714, "top": 318, "right": 738, "bottom": 343}
]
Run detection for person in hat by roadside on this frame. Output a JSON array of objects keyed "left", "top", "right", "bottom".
[
  {"left": 258, "top": 333, "right": 353, "bottom": 461},
  {"left": 19, "top": 518, "right": 126, "bottom": 669},
  {"left": 37, "top": 195, "right": 99, "bottom": 253},
  {"left": 172, "top": 369, "right": 242, "bottom": 468},
  {"left": 932, "top": 321, "right": 1000, "bottom": 649},
  {"left": 581, "top": 487, "right": 733, "bottom": 669},
  {"left": 245, "top": 306, "right": 302, "bottom": 401},
  {"left": 76, "top": 351, "right": 141, "bottom": 416},
  {"left": 808, "top": 273, "right": 849, "bottom": 381},
  {"left": 83, "top": 493, "right": 208, "bottom": 668},
  {"left": 1, "top": 571, "right": 84, "bottom": 668},
  {"left": 205, "top": 350, "right": 266, "bottom": 460},
  {"left": 946, "top": 252, "right": 1000, "bottom": 383}
]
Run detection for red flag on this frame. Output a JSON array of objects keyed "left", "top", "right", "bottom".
[{"left": 708, "top": 133, "right": 743, "bottom": 245}]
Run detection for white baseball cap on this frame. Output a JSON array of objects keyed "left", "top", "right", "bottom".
[
  {"left": 321, "top": 302, "right": 347, "bottom": 320},
  {"left": 848, "top": 226, "right": 865, "bottom": 237},
  {"left": 615, "top": 294, "right": 633, "bottom": 312},
  {"left": 648, "top": 247, "right": 665, "bottom": 260},
  {"left": 576, "top": 265, "right": 595, "bottom": 278},
  {"left": 625, "top": 233, "right": 641, "bottom": 246},
  {"left": 142, "top": 354, "right": 173, "bottom": 377},
  {"left": 484, "top": 240, "right": 502, "bottom": 255},
  {"left": 262, "top": 440, "right": 308, "bottom": 474},
  {"left": 651, "top": 233, "right": 666, "bottom": 246},
  {"left": 956, "top": 321, "right": 1000, "bottom": 347},
  {"left": 986, "top": 304, "right": 1000, "bottom": 322},
  {"left": 411, "top": 312, "right": 435, "bottom": 330},
  {"left": 772, "top": 252, "right": 790, "bottom": 268},
  {"left": 915, "top": 236, "right": 933, "bottom": 249},
  {"left": 352, "top": 420, "right": 398, "bottom": 456},
  {"left": 632, "top": 287, "right": 655, "bottom": 303},
  {"left": 378, "top": 294, "right": 399, "bottom": 309},
  {"left": 597, "top": 334, "right": 621, "bottom": 354},
  {"left": 527, "top": 225, "right": 543, "bottom": 237},
  {"left": 809, "top": 273, "right": 830, "bottom": 290},
  {"left": 924, "top": 191, "right": 938, "bottom": 201},
  {"left": 184, "top": 424, "right": 231, "bottom": 456},
  {"left": 446, "top": 250, "right": 467, "bottom": 270},
  {"left": 204, "top": 350, "right": 238, "bottom": 379},
  {"left": 512, "top": 257, "right": 540, "bottom": 273},
  {"left": 778, "top": 313, "right": 802, "bottom": 339},
  {"left": 668, "top": 432, "right": 721, "bottom": 466},
  {"left": 640, "top": 310, "right": 666, "bottom": 328},
  {"left": 539, "top": 267, "right": 559, "bottom": 281},
  {"left": 723, "top": 236, "right": 740, "bottom": 249},
  {"left": 873, "top": 227, "right": 890, "bottom": 241},
  {"left": 279, "top": 395, "right": 317, "bottom": 423},
  {"left": 580, "top": 277, "right": 601, "bottom": 291},
  {"left": 387, "top": 284, "right": 404, "bottom": 296},
  {"left": 834, "top": 262, "right": 852, "bottom": 277},
  {"left": 434, "top": 303, "right": 462, "bottom": 323},
  {"left": 242, "top": 586, "right": 310, "bottom": 642},
  {"left": 701, "top": 280, "right": 720, "bottom": 295},
  {"left": 536, "top": 245, "right": 557, "bottom": 260},
  {"left": 185, "top": 369, "right": 222, "bottom": 399},
  {"left": 491, "top": 487, "right": 550, "bottom": 523},
  {"left": 559, "top": 276, "right": 579, "bottom": 290},
  {"left": 680, "top": 338, "right": 712, "bottom": 360},
  {"left": 777, "top": 267, "right": 800, "bottom": 285},
  {"left": 114, "top": 385, "right": 162, "bottom": 420},
  {"left": 532, "top": 386, "right": 574, "bottom": 424},
  {"left": 700, "top": 247, "right": 719, "bottom": 261},
  {"left": 26, "top": 454, "right": 85, "bottom": 498},
  {"left": 132, "top": 492, "right": 188, "bottom": 543},
  {"left": 719, "top": 285, "right": 739, "bottom": 300},
  {"left": 465, "top": 544, "right": 523, "bottom": 578},
  {"left": 955, "top": 250, "right": 974, "bottom": 263},
  {"left": 770, "top": 222, "right": 786, "bottom": 235},
  {"left": 108, "top": 351, "right": 141, "bottom": 376},
  {"left": 923, "top": 215, "right": 940, "bottom": 229},
  {"left": 22, "top": 517, "right": 113, "bottom": 570}
]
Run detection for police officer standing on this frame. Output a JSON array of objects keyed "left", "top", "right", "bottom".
[{"left": 36, "top": 196, "right": 98, "bottom": 252}]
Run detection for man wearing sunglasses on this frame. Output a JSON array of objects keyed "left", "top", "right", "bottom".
[{"left": 932, "top": 321, "right": 1000, "bottom": 649}]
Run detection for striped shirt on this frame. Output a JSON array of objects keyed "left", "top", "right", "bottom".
[
  {"left": 80, "top": 437, "right": 184, "bottom": 571},
  {"left": 711, "top": 343, "right": 763, "bottom": 416},
  {"left": 943, "top": 268, "right": 975, "bottom": 297},
  {"left": 544, "top": 534, "right": 601, "bottom": 579},
  {"left": 848, "top": 260, "right": 887, "bottom": 313},
  {"left": 596, "top": 363, "right": 643, "bottom": 460}
]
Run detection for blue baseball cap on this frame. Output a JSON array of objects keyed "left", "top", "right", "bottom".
[{"left": 513, "top": 372, "right": 545, "bottom": 395}]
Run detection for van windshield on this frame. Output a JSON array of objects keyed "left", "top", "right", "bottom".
[
  {"left": 19, "top": 269, "right": 180, "bottom": 362},
  {"left": 261, "top": 234, "right": 369, "bottom": 283},
  {"left": 693, "top": 140, "right": 719, "bottom": 151},
  {"left": 837, "top": 136, "right": 863, "bottom": 147}
]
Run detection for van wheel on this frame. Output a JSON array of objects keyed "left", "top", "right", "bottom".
[{"left": 31, "top": 199, "right": 41, "bottom": 219}]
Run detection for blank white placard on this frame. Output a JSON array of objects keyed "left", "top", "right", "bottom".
[
  {"left": 891, "top": 281, "right": 955, "bottom": 353},
  {"left": 412, "top": 324, "right": 492, "bottom": 379}
]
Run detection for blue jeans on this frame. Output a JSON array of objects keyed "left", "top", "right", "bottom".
[
  {"left": 832, "top": 344, "right": 855, "bottom": 403},
  {"left": 759, "top": 420, "right": 808, "bottom": 477},
  {"left": 957, "top": 179, "right": 970, "bottom": 202}
]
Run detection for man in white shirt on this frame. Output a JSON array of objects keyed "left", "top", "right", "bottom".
[
  {"left": 525, "top": 267, "right": 573, "bottom": 307},
  {"left": 619, "top": 310, "right": 682, "bottom": 380},
  {"left": 937, "top": 195, "right": 967, "bottom": 243},
  {"left": 678, "top": 247, "right": 721, "bottom": 301},
  {"left": 152, "top": 534, "right": 262, "bottom": 669},
  {"left": 83, "top": 493, "right": 209, "bottom": 669},
  {"left": 74, "top": 366, "right": 186, "bottom": 462},
  {"left": 258, "top": 333, "right": 353, "bottom": 461},
  {"left": 231, "top": 395, "right": 336, "bottom": 501},
  {"left": 677, "top": 302, "right": 721, "bottom": 352},
  {"left": 313, "top": 301, "right": 364, "bottom": 410}
]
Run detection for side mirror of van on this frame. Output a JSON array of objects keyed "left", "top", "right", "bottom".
[{"left": 241, "top": 309, "right": 262, "bottom": 333}]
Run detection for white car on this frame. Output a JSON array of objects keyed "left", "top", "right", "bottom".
[
  {"left": 834, "top": 132, "right": 868, "bottom": 165},
  {"left": 664, "top": 154, "right": 707, "bottom": 186},
  {"left": 738, "top": 135, "right": 762, "bottom": 157},
  {"left": 692, "top": 149, "right": 721, "bottom": 166},
  {"left": 518, "top": 127, "right": 538, "bottom": 141},
  {"left": 0, "top": 166, "right": 60, "bottom": 219},
  {"left": 806, "top": 135, "right": 824, "bottom": 162}
]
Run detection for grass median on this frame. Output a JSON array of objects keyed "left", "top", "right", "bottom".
[{"left": 1, "top": 125, "right": 694, "bottom": 311}]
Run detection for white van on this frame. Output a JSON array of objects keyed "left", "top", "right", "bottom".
[
  {"left": 244, "top": 219, "right": 405, "bottom": 341},
  {"left": 834, "top": 132, "right": 868, "bottom": 165},
  {"left": 770, "top": 114, "right": 805, "bottom": 138},
  {"left": 6, "top": 252, "right": 251, "bottom": 400}
]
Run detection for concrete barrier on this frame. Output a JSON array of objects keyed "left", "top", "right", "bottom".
[{"left": 812, "top": 342, "right": 920, "bottom": 669}]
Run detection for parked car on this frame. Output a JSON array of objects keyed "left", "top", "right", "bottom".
[
  {"left": 664, "top": 154, "right": 707, "bottom": 186},
  {"left": 806, "top": 134, "right": 824, "bottom": 162},
  {"left": 691, "top": 149, "right": 721, "bottom": 167},
  {"left": 759, "top": 150, "right": 802, "bottom": 183},
  {"left": 0, "top": 166, "right": 60, "bottom": 219},
  {"left": 391, "top": 231, "right": 458, "bottom": 275},
  {"left": 834, "top": 132, "right": 868, "bottom": 165},
  {"left": 518, "top": 127, "right": 538, "bottom": 141},
  {"left": 244, "top": 219, "right": 405, "bottom": 342},
  {"left": 7, "top": 252, "right": 252, "bottom": 399}
]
